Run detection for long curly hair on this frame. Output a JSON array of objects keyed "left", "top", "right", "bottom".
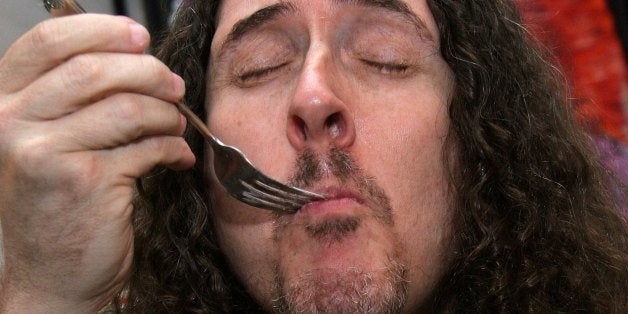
[{"left": 123, "top": 0, "right": 628, "bottom": 312}]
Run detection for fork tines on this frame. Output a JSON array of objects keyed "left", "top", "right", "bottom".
[{"left": 240, "top": 179, "right": 323, "bottom": 212}]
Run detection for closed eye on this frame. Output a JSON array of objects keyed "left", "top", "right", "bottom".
[
  {"left": 362, "top": 59, "right": 410, "bottom": 75},
  {"left": 237, "top": 62, "right": 289, "bottom": 84}
]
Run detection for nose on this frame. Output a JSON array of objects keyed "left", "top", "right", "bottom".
[{"left": 287, "top": 53, "right": 356, "bottom": 153}]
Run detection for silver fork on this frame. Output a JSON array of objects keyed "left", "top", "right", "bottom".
[
  {"left": 175, "top": 104, "right": 326, "bottom": 211},
  {"left": 44, "top": 0, "right": 325, "bottom": 212}
]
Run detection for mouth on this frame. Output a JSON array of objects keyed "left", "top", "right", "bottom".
[
  {"left": 295, "top": 186, "right": 365, "bottom": 217},
  {"left": 276, "top": 186, "right": 367, "bottom": 244},
  {"left": 276, "top": 179, "right": 394, "bottom": 245}
]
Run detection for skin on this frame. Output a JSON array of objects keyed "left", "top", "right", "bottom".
[
  {"left": 0, "top": 1, "right": 453, "bottom": 312},
  {"left": 207, "top": 0, "right": 455, "bottom": 312},
  {"left": 0, "top": 14, "right": 194, "bottom": 312}
]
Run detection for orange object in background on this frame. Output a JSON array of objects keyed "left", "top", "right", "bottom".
[{"left": 518, "top": 0, "right": 627, "bottom": 143}]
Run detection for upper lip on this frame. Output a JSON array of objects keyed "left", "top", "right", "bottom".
[{"left": 297, "top": 184, "right": 365, "bottom": 211}]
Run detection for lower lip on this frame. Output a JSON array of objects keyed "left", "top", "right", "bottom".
[{"left": 297, "top": 197, "right": 362, "bottom": 217}]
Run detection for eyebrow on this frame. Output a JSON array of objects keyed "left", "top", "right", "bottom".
[
  {"left": 215, "top": 0, "right": 433, "bottom": 58},
  {"left": 224, "top": 2, "right": 297, "bottom": 45},
  {"left": 344, "top": 0, "right": 432, "bottom": 39}
]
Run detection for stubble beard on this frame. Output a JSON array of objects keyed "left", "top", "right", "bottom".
[
  {"left": 271, "top": 260, "right": 408, "bottom": 313},
  {"left": 269, "top": 148, "right": 409, "bottom": 313}
]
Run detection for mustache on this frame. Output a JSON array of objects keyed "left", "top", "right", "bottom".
[
  {"left": 287, "top": 147, "right": 393, "bottom": 226},
  {"left": 289, "top": 146, "right": 353, "bottom": 187}
]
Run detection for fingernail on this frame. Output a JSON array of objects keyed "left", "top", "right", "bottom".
[{"left": 129, "top": 23, "right": 149, "bottom": 46}]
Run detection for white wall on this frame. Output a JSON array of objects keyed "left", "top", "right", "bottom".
[{"left": 1, "top": 0, "right": 148, "bottom": 56}]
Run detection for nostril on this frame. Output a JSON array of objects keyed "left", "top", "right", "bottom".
[
  {"left": 287, "top": 109, "right": 354, "bottom": 151},
  {"left": 325, "top": 112, "right": 344, "bottom": 139},
  {"left": 291, "top": 116, "right": 308, "bottom": 142}
]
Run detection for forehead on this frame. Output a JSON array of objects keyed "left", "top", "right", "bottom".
[{"left": 212, "top": 0, "right": 439, "bottom": 50}]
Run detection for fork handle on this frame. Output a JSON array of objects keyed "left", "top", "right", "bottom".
[
  {"left": 175, "top": 102, "right": 218, "bottom": 142},
  {"left": 44, "top": 0, "right": 86, "bottom": 16}
]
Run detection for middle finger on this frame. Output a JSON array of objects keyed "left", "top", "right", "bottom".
[
  {"left": 51, "top": 92, "right": 187, "bottom": 152},
  {"left": 16, "top": 52, "right": 184, "bottom": 120}
]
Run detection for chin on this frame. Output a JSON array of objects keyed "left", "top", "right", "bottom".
[
  {"left": 271, "top": 263, "right": 408, "bottom": 313},
  {"left": 268, "top": 212, "right": 409, "bottom": 313}
]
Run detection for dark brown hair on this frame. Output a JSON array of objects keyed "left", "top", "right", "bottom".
[
  {"left": 428, "top": 1, "right": 627, "bottom": 312},
  {"left": 123, "top": 0, "right": 627, "bottom": 312}
]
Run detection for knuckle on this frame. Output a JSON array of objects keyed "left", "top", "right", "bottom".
[
  {"left": 63, "top": 54, "right": 105, "bottom": 90},
  {"left": 47, "top": 155, "right": 103, "bottom": 197},
  {"left": 63, "top": 154, "right": 102, "bottom": 191},
  {"left": 169, "top": 137, "right": 190, "bottom": 156},
  {"left": 0, "top": 96, "right": 18, "bottom": 134},
  {"left": 150, "top": 137, "right": 189, "bottom": 164},
  {"left": 113, "top": 95, "right": 144, "bottom": 120},
  {"left": 28, "top": 20, "right": 63, "bottom": 53},
  {"left": 148, "top": 136, "right": 172, "bottom": 154},
  {"left": 11, "top": 137, "right": 102, "bottom": 191},
  {"left": 111, "top": 95, "right": 146, "bottom": 138},
  {"left": 141, "top": 55, "right": 164, "bottom": 72},
  {"left": 141, "top": 55, "right": 171, "bottom": 82},
  {"left": 10, "top": 136, "right": 55, "bottom": 174}
]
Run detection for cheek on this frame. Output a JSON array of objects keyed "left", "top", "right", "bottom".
[
  {"left": 352, "top": 69, "right": 453, "bottom": 298},
  {"left": 205, "top": 70, "right": 301, "bottom": 304},
  {"left": 367, "top": 114, "right": 452, "bottom": 301},
  {"left": 211, "top": 186, "right": 280, "bottom": 300},
  {"left": 358, "top": 94, "right": 451, "bottom": 228},
  {"left": 206, "top": 85, "right": 297, "bottom": 180},
  {"left": 355, "top": 70, "right": 451, "bottom": 192}
]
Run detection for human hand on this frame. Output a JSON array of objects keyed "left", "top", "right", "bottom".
[{"left": 0, "top": 14, "right": 195, "bottom": 312}]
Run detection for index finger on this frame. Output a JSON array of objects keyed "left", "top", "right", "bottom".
[{"left": 0, "top": 14, "right": 149, "bottom": 94}]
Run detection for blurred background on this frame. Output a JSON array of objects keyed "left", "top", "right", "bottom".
[
  {"left": 0, "top": 0, "right": 181, "bottom": 54},
  {"left": 516, "top": 0, "right": 626, "bottom": 209}
]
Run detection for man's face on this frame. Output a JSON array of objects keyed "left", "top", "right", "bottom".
[{"left": 206, "top": 0, "right": 454, "bottom": 311}]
